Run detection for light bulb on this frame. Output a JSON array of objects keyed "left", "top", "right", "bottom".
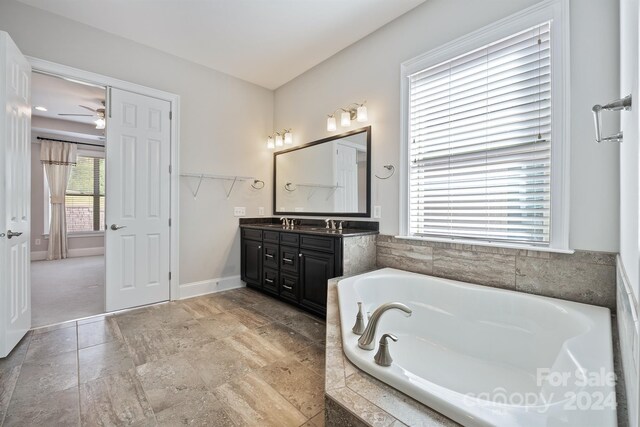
[
  {"left": 357, "top": 105, "right": 368, "bottom": 122},
  {"left": 267, "top": 136, "right": 275, "bottom": 149},
  {"left": 341, "top": 110, "right": 351, "bottom": 127},
  {"left": 284, "top": 131, "right": 292, "bottom": 145},
  {"left": 94, "top": 118, "right": 106, "bottom": 130},
  {"left": 275, "top": 134, "right": 283, "bottom": 147},
  {"left": 327, "top": 116, "right": 337, "bottom": 131}
]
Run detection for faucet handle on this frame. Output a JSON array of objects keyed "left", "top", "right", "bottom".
[
  {"left": 325, "top": 219, "right": 331, "bottom": 229},
  {"left": 338, "top": 221, "right": 343, "bottom": 230},
  {"left": 374, "top": 333, "right": 398, "bottom": 367},
  {"left": 352, "top": 302, "right": 366, "bottom": 335}
]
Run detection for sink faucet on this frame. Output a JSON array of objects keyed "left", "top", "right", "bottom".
[
  {"left": 357, "top": 302, "right": 412, "bottom": 350},
  {"left": 325, "top": 219, "right": 336, "bottom": 229},
  {"left": 280, "top": 217, "right": 289, "bottom": 228}
]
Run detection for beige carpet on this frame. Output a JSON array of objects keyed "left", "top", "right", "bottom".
[{"left": 31, "top": 255, "right": 105, "bottom": 327}]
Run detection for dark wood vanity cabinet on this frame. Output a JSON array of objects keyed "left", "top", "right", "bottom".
[
  {"left": 240, "top": 228, "right": 343, "bottom": 317},
  {"left": 240, "top": 232, "right": 262, "bottom": 287}
]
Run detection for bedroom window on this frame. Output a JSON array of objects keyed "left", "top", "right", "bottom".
[
  {"left": 65, "top": 155, "right": 105, "bottom": 233},
  {"left": 400, "top": 1, "right": 569, "bottom": 250}
]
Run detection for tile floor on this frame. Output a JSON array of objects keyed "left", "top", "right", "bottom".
[{"left": 0, "top": 288, "right": 326, "bottom": 427}]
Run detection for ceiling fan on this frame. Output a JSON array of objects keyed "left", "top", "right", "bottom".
[{"left": 59, "top": 102, "right": 106, "bottom": 129}]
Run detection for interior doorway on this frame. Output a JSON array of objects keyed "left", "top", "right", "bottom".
[{"left": 30, "top": 71, "right": 107, "bottom": 327}]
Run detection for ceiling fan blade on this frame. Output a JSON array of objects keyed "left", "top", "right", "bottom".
[
  {"left": 79, "top": 105, "right": 98, "bottom": 113},
  {"left": 58, "top": 113, "right": 94, "bottom": 116}
]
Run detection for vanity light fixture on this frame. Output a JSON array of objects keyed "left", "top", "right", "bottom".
[
  {"left": 266, "top": 129, "right": 293, "bottom": 149},
  {"left": 326, "top": 101, "right": 367, "bottom": 131}
]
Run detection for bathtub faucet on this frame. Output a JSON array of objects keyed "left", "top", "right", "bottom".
[{"left": 357, "top": 302, "right": 412, "bottom": 350}]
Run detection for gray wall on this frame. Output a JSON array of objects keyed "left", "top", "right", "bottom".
[
  {"left": 274, "top": 0, "right": 620, "bottom": 253},
  {"left": 0, "top": 0, "right": 274, "bottom": 285}
]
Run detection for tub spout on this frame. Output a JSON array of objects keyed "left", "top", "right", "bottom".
[{"left": 357, "top": 302, "right": 412, "bottom": 350}]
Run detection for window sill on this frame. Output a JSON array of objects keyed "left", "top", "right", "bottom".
[
  {"left": 43, "top": 231, "right": 105, "bottom": 239},
  {"left": 394, "top": 235, "right": 575, "bottom": 254}
]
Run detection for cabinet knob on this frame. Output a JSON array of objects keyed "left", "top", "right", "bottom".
[
  {"left": 258, "top": 245, "right": 262, "bottom": 249},
  {"left": 299, "top": 253, "right": 303, "bottom": 258}
]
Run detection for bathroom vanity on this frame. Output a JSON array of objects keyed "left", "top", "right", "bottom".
[{"left": 239, "top": 219, "right": 377, "bottom": 317}]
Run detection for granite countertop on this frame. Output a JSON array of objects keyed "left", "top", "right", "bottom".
[
  {"left": 240, "top": 223, "right": 379, "bottom": 237},
  {"left": 324, "top": 276, "right": 459, "bottom": 427}
]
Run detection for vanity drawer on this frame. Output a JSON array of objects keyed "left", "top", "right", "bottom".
[
  {"left": 280, "top": 246, "right": 299, "bottom": 274},
  {"left": 300, "top": 235, "right": 335, "bottom": 253},
  {"left": 262, "top": 268, "right": 279, "bottom": 295},
  {"left": 263, "top": 243, "right": 279, "bottom": 269},
  {"left": 263, "top": 231, "right": 280, "bottom": 243},
  {"left": 280, "top": 274, "right": 299, "bottom": 303},
  {"left": 241, "top": 228, "right": 262, "bottom": 241},
  {"left": 280, "top": 232, "right": 299, "bottom": 247}
]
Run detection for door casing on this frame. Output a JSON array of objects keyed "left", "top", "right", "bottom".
[{"left": 26, "top": 56, "right": 181, "bottom": 302}]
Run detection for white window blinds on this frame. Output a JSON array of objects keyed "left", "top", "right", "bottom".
[{"left": 408, "top": 22, "right": 552, "bottom": 245}]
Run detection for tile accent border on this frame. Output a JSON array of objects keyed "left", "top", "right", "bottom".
[{"left": 376, "top": 235, "right": 617, "bottom": 310}]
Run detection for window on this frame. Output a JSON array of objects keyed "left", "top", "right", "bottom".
[
  {"left": 64, "top": 155, "right": 105, "bottom": 233},
  {"left": 400, "top": 1, "right": 569, "bottom": 250}
]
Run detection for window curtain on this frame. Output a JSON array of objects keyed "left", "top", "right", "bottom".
[{"left": 41, "top": 141, "right": 77, "bottom": 260}]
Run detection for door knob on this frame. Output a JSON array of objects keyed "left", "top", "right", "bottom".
[
  {"left": 6, "top": 230, "right": 22, "bottom": 239},
  {"left": 110, "top": 224, "right": 127, "bottom": 231}
]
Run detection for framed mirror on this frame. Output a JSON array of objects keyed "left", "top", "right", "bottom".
[{"left": 274, "top": 126, "right": 371, "bottom": 217}]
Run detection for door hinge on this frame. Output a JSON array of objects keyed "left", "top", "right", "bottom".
[
  {"left": 169, "top": 111, "right": 172, "bottom": 120},
  {"left": 169, "top": 272, "right": 172, "bottom": 280},
  {"left": 169, "top": 165, "right": 172, "bottom": 174},
  {"left": 169, "top": 218, "right": 172, "bottom": 227}
]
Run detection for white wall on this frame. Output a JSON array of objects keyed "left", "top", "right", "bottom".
[
  {"left": 0, "top": 0, "right": 274, "bottom": 285},
  {"left": 619, "top": 1, "right": 640, "bottom": 425},
  {"left": 274, "top": 0, "right": 620, "bottom": 252},
  {"left": 620, "top": 0, "right": 640, "bottom": 297}
]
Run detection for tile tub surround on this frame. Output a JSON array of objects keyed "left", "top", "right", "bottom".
[
  {"left": 0, "top": 288, "right": 326, "bottom": 427},
  {"left": 617, "top": 257, "right": 639, "bottom": 427},
  {"left": 377, "top": 235, "right": 617, "bottom": 310}
]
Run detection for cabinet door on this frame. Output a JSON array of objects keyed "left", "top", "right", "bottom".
[
  {"left": 241, "top": 238, "right": 262, "bottom": 287},
  {"left": 299, "top": 249, "right": 334, "bottom": 314}
]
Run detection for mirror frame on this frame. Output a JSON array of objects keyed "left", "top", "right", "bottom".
[{"left": 273, "top": 125, "right": 372, "bottom": 217}]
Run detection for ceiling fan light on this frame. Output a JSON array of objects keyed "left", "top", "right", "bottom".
[{"left": 94, "top": 118, "right": 106, "bottom": 130}]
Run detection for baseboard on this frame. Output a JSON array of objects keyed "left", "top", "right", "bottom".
[
  {"left": 31, "top": 246, "right": 104, "bottom": 261},
  {"left": 178, "top": 275, "right": 244, "bottom": 300}
]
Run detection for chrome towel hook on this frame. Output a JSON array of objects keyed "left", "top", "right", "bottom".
[
  {"left": 592, "top": 94, "right": 632, "bottom": 143},
  {"left": 251, "top": 179, "right": 265, "bottom": 190}
]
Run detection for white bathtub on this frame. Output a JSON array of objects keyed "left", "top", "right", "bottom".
[{"left": 337, "top": 268, "right": 617, "bottom": 427}]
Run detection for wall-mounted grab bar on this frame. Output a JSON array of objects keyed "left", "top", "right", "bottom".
[{"left": 592, "top": 94, "right": 632, "bottom": 143}]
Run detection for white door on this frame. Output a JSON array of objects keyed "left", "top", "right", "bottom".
[
  {"left": 105, "top": 88, "right": 171, "bottom": 311},
  {"left": 335, "top": 144, "right": 358, "bottom": 212},
  {"left": 0, "top": 32, "right": 31, "bottom": 358}
]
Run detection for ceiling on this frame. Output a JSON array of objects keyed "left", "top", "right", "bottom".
[
  {"left": 32, "top": 71, "right": 105, "bottom": 129},
  {"left": 17, "top": 0, "right": 425, "bottom": 89}
]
